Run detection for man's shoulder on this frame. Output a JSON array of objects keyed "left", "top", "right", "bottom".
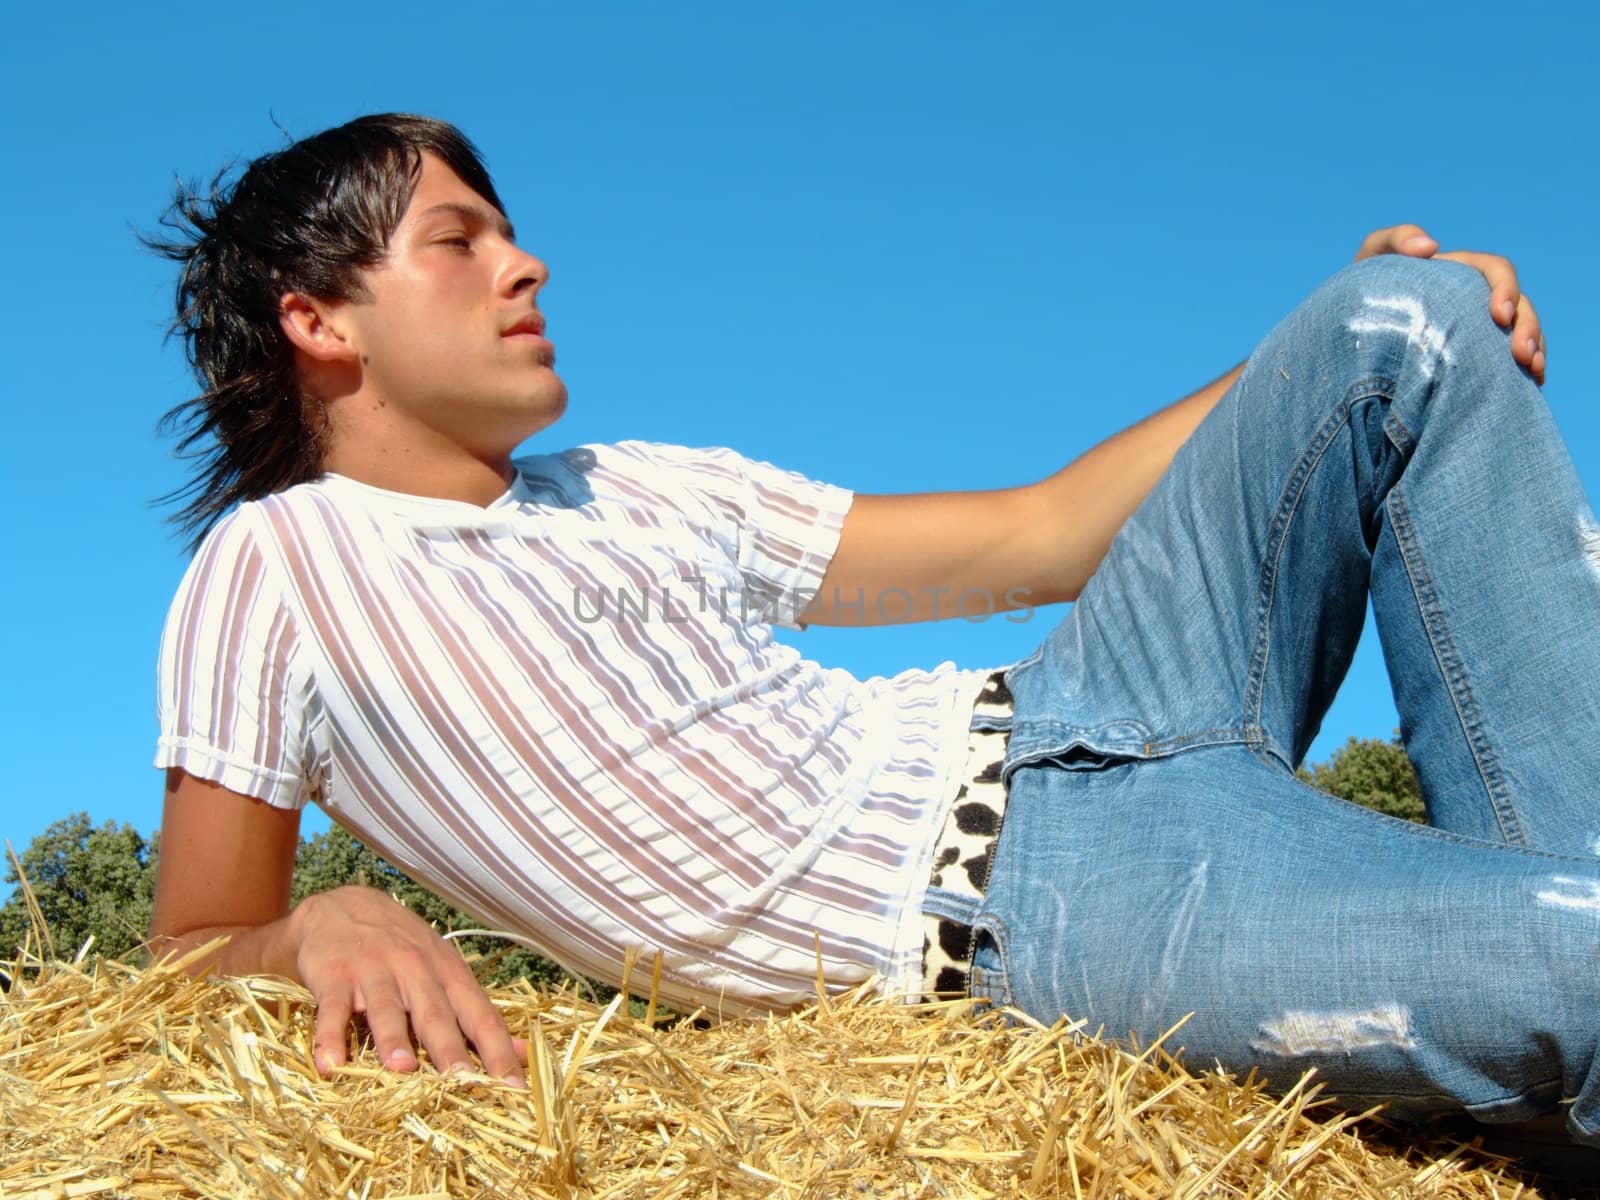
[
  {"left": 188, "top": 496, "right": 267, "bottom": 557},
  {"left": 512, "top": 440, "right": 756, "bottom": 505},
  {"left": 514, "top": 439, "right": 745, "bottom": 475},
  {"left": 517, "top": 439, "right": 832, "bottom": 492},
  {"left": 184, "top": 477, "right": 343, "bottom": 565}
]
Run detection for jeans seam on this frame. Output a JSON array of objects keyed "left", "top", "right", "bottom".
[
  {"left": 1274, "top": 763, "right": 1591, "bottom": 858},
  {"left": 1383, "top": 405, "right": 1417, "bottom": 455},
  {"left": 1385, "top": 483, "right": 1527, "bottom": 845},
  {"left": 1141, "top": 726, "right": 1255, "bottom": 755},
  {"left": 1244, "top": 386, "right": 1374, "bottom": 756}
]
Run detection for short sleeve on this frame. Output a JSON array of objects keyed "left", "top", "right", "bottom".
[
  {"left": 604, "top": 442, "right": 855, "bottom": 631},
  {"left": 154, "top": 508, "right": 319, "bottom": 810}
]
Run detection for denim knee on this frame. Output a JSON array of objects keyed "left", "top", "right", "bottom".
[
  {"left": 1325, "top": 254, "right": 1494, "bottom": 331},
  {"left": 1253, "top": 254, "right": 1522, "bottom": 437}
]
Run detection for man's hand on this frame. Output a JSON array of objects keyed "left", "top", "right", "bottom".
[
  {"left": 1354, "top": 224, "right": 1546, "bottom": 386},
  {"left": 291, "top": 885, "right": 530, "bottom": 1086},
  {"left": 149, "top": 769, "right": 528, "bottom": 1087}
]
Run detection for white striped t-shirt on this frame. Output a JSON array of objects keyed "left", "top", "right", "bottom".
[{"left": 155, "top": 441, "right": 992, "bottom": 1012}]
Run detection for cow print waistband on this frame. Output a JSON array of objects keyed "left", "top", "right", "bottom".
[{"left": 919, "top": 669, "right": 1012, "bottom": 1001}]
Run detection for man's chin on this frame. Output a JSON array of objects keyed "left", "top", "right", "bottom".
[
  {"left": 507, "top": 383, "right": 569, "bottom": 443},
  {"left": 537, "top": 379, "right": 568, "bottom": 424}
]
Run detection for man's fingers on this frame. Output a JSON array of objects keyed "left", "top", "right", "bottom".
[
  {"left": 1355, "top": 223, "right": 1436, "bottom": 261},
  {"left": 1436, "top": 249, "right": 1521, "bottom": 324},
  {"left": 450, "top": 986, "right": 528, "bottom": 1087},
  {"left": 405, "top": 978, "right": 481, "bottom": 1079},
  {"left": 1435, "top": 249, "right": 1545, "bottom": 383},
  {"left": 295, "top": 891, "right": 533, "bottom": 1083},
  {"left": 1518, "top": 295, "right": 1547, "bottom": 384},
  {"left": 1436, "top": 248, "right": 1523, "bottom": 324},
  {"left": 1514, "top": 294, "right": 1543, "bottom": 362},
  {"left": 315, "top": 971, "right": 514, "bottom": 1083},
  {"left": 356, "top": 976, "right": 420, "bottom": 1072},
  {"left": 312, "top": 985, "right": 354, "bottom": 1076}
]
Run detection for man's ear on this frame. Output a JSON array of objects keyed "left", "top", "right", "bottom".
[{"left": 279, "top": 292, "right": 360, "bottom": 364}]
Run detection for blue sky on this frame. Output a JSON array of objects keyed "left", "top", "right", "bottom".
[{"left": 3, "top": 2, "right": 1597, "bottom": 892}]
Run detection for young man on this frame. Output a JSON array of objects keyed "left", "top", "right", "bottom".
[{"left": 147, "top": 114, "right": 1600, "bottom": 1148}]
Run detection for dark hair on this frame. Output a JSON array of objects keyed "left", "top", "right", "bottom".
[{"left": 145, "top": 113, "right": 506, "bottom": 550}]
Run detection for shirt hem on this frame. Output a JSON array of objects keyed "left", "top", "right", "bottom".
[{"left": 155, "top": 738, "right": 308, "bottom": 812}]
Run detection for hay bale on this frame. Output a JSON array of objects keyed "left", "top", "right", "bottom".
[
  {"left": 1, "top": 925, "right": 1572, "bottom": 1200},
  {"left": 3, "top": 853, "right": 1583, "bottom": 1198}
]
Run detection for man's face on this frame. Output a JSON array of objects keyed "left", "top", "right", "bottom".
[{"left": 331, "top": 152, "right": 567, "bottom": 460}]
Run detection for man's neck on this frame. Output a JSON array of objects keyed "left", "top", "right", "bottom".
[{"left": 322, "top": 434, "right": 518, "bottom": 507}]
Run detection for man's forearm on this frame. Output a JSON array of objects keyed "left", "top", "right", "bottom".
[{"left": 1027, "top": 360, "right": 1244, "bottom": 603}]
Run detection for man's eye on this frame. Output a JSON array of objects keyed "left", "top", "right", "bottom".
[{"left": 438, "top": 235, "right": 472, "bottom": 251}]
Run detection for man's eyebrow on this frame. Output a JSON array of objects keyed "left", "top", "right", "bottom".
[{"left": 414, "top": 201, "right": 517, "bottom": 242}]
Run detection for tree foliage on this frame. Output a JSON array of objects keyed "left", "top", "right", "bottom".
[
  {"left": 1, "top": 814, "right": 160, "bottom": 963},
  {"left": 5, "top": 734, "right": 1425, "bottom": 979},
  {"left": 1295, "top": 731, "right": 1426, "bottom": 824}
]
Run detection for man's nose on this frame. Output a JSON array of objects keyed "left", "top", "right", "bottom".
[{"left": 505, "top": 246, "right": 549, "bottom": 296}]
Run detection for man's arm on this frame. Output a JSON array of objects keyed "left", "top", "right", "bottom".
[
  {"left": 804, "top": 225, "right": 1546, "bottom": 627},
  {"left": 147, "top": 769, "right": 527, "bottom": 1086},
  {"left": 147, "top": 770, "right": 304, "bottom": 975},
  {"left": 805, "top": 361, "right": 1241, "bottom": 625}
]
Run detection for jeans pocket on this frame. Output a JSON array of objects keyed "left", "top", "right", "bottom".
[{"left": 968, "top": 923, "right": 1011, "bottom": 1009}]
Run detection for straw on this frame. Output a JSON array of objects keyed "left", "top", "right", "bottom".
[{"left": 0, "top": 881, "right": 1579, "bottom": 1197}]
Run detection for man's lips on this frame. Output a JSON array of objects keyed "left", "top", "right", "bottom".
[
  {"left": 502, "top": 313, "right": 555, "bottom": 363},
  {"left": 503, "top": 313, "right": 546, "bottom": 338}
]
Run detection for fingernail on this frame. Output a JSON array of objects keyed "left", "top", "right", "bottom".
[
  {"left": 314, "top": 1052, "right": 332, "bottom": 1074},
  {"left": 1500, "top": 300, "right": 1515, "bottom": 323},
  {"left": 502, "top": 1072, "right": 528, "bottom": 1089},
  {"left": 1529, "top": 336, "right": 1541, "bottom": 353},
  {"left": 1404, "top": 234, "right": 1433, "bottom": 251}
]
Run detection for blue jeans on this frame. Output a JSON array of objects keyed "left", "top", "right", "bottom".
[{"left": 963, "top": 254, "right": 1600, "bottom": 1145}]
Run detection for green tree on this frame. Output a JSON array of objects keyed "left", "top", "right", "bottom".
[
  {"left": 1296, "top": 731, "right": 1426, "bottom": 823},
  {"left": 0, "top": 813, "right": 160, "bottom": 963}
]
